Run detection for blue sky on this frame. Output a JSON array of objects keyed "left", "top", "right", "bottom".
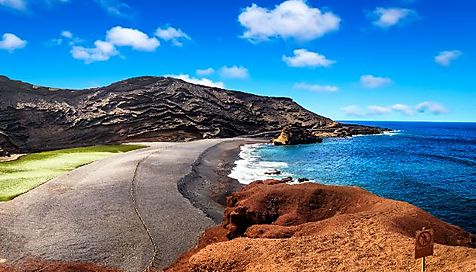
[{"left": 1, "top": 0, "right": 475, "bottom": 122}]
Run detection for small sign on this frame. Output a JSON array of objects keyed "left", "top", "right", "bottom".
[{"left": 415, "top": 228, "right": 434, "bottom": 259}]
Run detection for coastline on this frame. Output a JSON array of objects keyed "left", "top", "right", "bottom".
[
  {"left": 0, "top": 139, "right": 252, "bottom": 272},
  {"left": 178, "top": 138, "right": 268, "bottom": 224}
]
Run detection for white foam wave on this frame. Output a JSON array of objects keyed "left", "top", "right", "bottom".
[
  {"left": 382, "top": 129, "right": 402, "bottom": 136},
  {"left": 352, "top": 129, "right": 402, "bottom": 137},
  {"left": 229, "top": 143, "right": 290, "bottom": 184}
]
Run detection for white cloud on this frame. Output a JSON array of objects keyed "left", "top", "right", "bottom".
[
  {"left": 53, "top": 30, "right": 81, "bottom": 46},
  {"left": 341, "top": 105, "right": 365, "bottom": 117},
  {"left": 95, "top": 0, "right": 131, "bottom": 17},
  {"left": 283, "top": 49, "right": 334, "bottom": 68},
  {"left": 238, "top": 0, "right": 340, "bottom": 42},
  {"left": 0, "top": 33, "right": 27, "bottom": 52},
  {"left": 71, "top": 40, "right": 118, "bottom": 64},
  {"left": 70, "top": 26, "right": 159, "bottom": 63},
  {"left": 434, "top": 50, "right": 462, "bottom": 66},
  {"left": 372, "top": 7, "right": 416, "bottom": 28},
  {"left": 416, "top": 101, "right": 448, "bottom": 114},
  {"left": 1, "top": 0, "right": 71, "bottom": 10},
  {"left": 219, "top": 66, "right": 249, "bottom": 79},
  {"left": 342, "top": 102, "right": 448, "bottom": 117},
  {"left": 155, "top": 26, "right": 191, "bottom": 46},
  {"left": 0, "top": 0, "right": 25, "bottom": 10},
  {"left": 106, "top": 26, "right": 159, "bottom": 51},
  {"left": 360, "top": 74, "right": 392, "bottom": 88},
  {"left": 61, "top": 30, "right": 73, "bottom": 38},
  {"left": 196, "top": 68, "right": 215, "bottom": 76},
  {"left": 391, "top": 104, "right": 415, "bottom": 115},
  {"left": 293, "top": 83, "right": 338, "bottom": 93},
  {"left": 167, "top": 74, "right": 224, "bottom": 88},
  {"left": 367, "top": 105, "right": 392, "bottom": 115}
]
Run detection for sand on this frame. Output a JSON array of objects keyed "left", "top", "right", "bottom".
[{"left": 0, "top": 139, "right": 259, "bottom": 272}]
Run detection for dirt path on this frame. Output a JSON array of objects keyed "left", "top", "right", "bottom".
[{"left": 0, "top": 139, "right": 246, "bottom": 271}]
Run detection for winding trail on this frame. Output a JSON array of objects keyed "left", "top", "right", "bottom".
[{"left": 0, "top": 139, "right": 242, "bottom": 271}]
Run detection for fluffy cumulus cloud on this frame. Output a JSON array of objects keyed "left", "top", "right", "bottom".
[
  {"left": 219, "top": 66, "right": 249, "bottom": 79},
  {"left": 71, "top": 40, "right": 118, "bottom": 64},
  {"left": 293, "top": 83, "right": 338, "bottom": 93},
  {"left": 155, "top": 26, "right": 191, "bottom": 46},
  {"left": 0, "top": 33, "right": 27, "bottom": 52},
  {"left": 167, "top": 74, "right": 224, "bottom": 88},
  {"left": 106, "top": 26, "right": 159, "bottom": 51},
  {"left": 434, "top": 50, "right": 462, "bottom": 66},
  {"left": 360, "top": 74, "right": 393, "bottom": 88},
  {"left": 283, "top": 49, "right": 334, "bottom": 68},
  {"left": 342, "top": 102, "right": 448, "bottom": 117},
  {"left": 71, "top": 26, "right": 160, "bottom": 63},
  {"left": 416, "top": 101, "right": 448, "bottom": 114},
  {"left": 196, "top": 68, "right": 215, "bottom": 76},
  {"left": 0, "top": 0, "right": 25, "bottom": 10},
  {"left": 371, "top": 7, "right": 416, "bottom": 28},
  {"left": 238, "top": 0, "right": 340, "bottom": 42}
]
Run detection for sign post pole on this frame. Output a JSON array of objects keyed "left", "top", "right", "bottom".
[{"left": 415, "top": 227, "right": 433, "bottom": 272}]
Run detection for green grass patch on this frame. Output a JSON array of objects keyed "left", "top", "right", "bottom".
[{"left": 0, "top": 144, "right": 146, "bottom": 201}]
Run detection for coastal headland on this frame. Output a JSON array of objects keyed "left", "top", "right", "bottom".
[{"left": 1, "top": 77, "right": 473, "bottom": 271}]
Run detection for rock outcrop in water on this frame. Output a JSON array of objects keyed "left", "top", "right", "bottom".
[
  {"left": 272, "top": 125, "right": 323, "bottom": 145},
  {"left": 166, "top": 180, "right": 476, "bottom": 271}
]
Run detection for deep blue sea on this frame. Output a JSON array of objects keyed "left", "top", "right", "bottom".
[{"left": 230, "top": 121, "right": 476, "bottom": 233}]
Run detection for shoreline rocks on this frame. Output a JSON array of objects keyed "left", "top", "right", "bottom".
[
  {"left": 272, "top": 125, "right": 323, "bottom": 145},
  {"left": 166, "top": 180, "right": 476, "bottom": 271},
  {"left": 264, "top": 169, "right": 281, "bottom": 175}
]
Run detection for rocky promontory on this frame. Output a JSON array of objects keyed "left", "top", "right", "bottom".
[
  {"left": 0, "top": 76, "right": 386, "bottom": 154},
  {"left": 167, "top": 180, "right": 476, "bottom": 271}
]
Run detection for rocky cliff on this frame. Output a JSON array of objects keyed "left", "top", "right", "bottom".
[
  {"left": 0, "top": 76, "right": 337, "bottom": 153},
  {"left": 166, "top": 179, "right": 476, "bottom": 272}
]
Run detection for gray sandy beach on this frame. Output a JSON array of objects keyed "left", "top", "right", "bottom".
[{"left": 0, "top": 138, "right": 256, "bottom": 271}]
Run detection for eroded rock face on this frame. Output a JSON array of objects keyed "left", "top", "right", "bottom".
[
  {"left": 0, "top": 76, "right": 334, "bottom": 153},
  {"left": 272, "top": 125, "right": 323, "bottom": 145},
  {"left": 166, "top": 180, "right": 476, "bottom": 272}
]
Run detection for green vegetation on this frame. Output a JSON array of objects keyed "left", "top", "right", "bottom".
[{"left": 0, "top": 144, "right": 146, "bottom": 201}]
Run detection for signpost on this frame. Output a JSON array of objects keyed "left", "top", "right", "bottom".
[{"left": 415, "top": 227, "right": 434, "bottom": 272}]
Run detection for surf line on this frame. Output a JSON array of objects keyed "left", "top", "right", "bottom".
[{"left": 129, "top": 151, "right": 159, "bottom": 272}]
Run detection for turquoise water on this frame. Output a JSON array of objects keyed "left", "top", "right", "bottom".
[{"left": 230, "top": 121, "right": 476, "bottom": 233}]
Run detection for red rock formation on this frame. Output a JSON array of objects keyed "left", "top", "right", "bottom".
[{"left": 166, "top": 180, "right": 476, "bottom": 272}]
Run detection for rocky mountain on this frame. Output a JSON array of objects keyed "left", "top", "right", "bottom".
[{"left": 0, "top": 75, "right": 342, "bottom": 153}]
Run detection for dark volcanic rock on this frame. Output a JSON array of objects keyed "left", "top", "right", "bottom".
[
  {"left": 272, "top": 125, "right": 323, "bottom": 145},
  {"left": 0, "top": 76, "right": 335, "bottom": 153},
  {"left": 0, "top": 147, "right": 9, "bottom": 157},
  {"left": 264, "top": 169, "right": 281, "bottom": 175}
]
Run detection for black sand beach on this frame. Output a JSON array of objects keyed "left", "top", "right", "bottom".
[{"left": 0, "top": 139, "right": 262, "bottom": 272}]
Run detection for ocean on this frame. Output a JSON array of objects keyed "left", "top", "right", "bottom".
[{"left": 229, "top": 121, "right": 476, "bottom": 233}]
